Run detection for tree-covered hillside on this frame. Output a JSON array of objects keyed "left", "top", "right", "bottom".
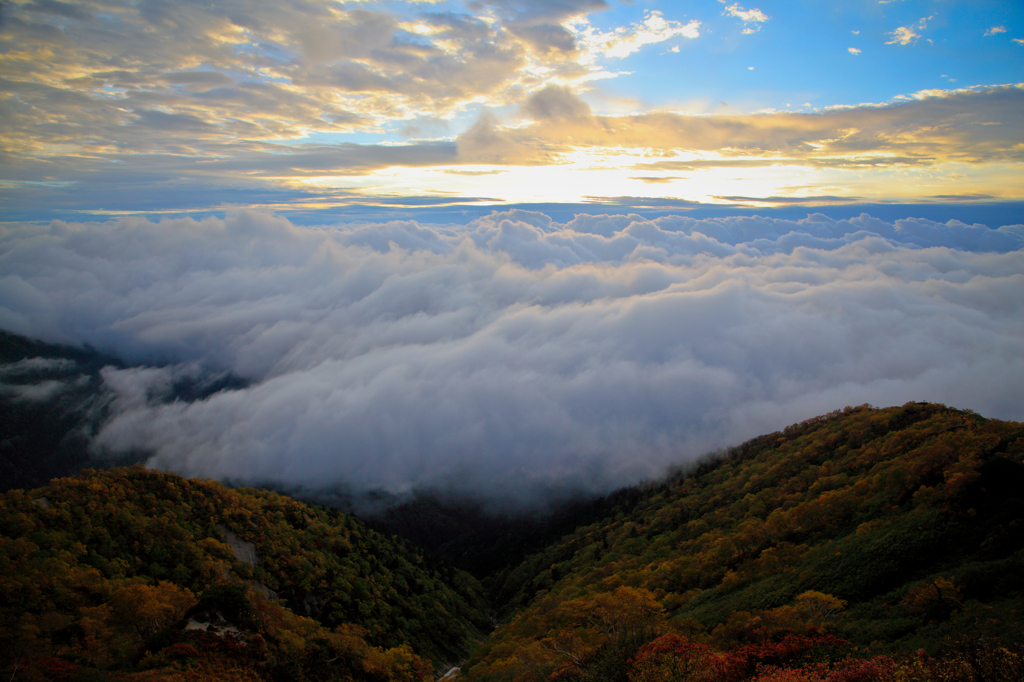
[
  {"left": 1, "top": 466, "right": 489, "bottom": 680},
  {"left": 462, "top": 403, "right": 1024, "bottom": 682},
  {"left": 3, "top": 403, "right": 1023, "bottom": 682}
]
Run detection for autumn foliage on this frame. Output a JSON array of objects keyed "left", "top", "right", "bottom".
[
  {"left": 2, "top": 402, "right": 1022, "bottom": 681},
  {"left": 0, "top": 466, "right": 485, "bottom": 680},
  {"left": 462, "top": 403, "right": 1024, "bottom": 682}
]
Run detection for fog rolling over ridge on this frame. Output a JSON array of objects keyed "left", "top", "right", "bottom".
[{"left": 1, "top": 210, "right": 1022, "bottom": 506}]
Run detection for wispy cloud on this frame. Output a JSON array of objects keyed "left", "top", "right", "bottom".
[
  {"left": 985, "top": 26, "right": 1007, "bottom": 36},
  {"left": 479, "top": 0, "right": 609, "bottom": 25},
  {"left": 469, "top": 85, "right": 1024, "bottom": 167},
  {"left": 722, "top": 3, "right": 769, "bottom": 24},
  {"left": 628, "top": 176, "right": 678, "bottom": 184},
  {"left": 887, "top": 26, "right": 921, "bottom": 45},
  {"left": 848, "top": 47, "right": 862, "bottom": 55},
  {"left": 567, "top": 10, "right": 700, "bottom": 62},
  {"left": 721, "top": 2, "right": 769, "bottom": 34},
  {"left": 887, "top": 16, "right": 932, "bottom": 45}
]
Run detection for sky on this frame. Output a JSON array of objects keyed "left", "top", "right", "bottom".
[
  {"left": 1, "top": 0, "right": 1022, "bottom": 218},
  {"left": 1, "top": 1, "right": 1023, "bottom": 506}
]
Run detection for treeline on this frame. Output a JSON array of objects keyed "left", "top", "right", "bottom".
[
  {"left": 1, "top": 466, "right": 490, "bottom": 680},
  {"left": 461, "top": 403, "right": 1024, "bottom": 682}
]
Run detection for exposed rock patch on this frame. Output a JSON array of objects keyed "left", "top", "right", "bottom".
[{"left": 217, "top": 524, "right": 257, "bottom": 566}]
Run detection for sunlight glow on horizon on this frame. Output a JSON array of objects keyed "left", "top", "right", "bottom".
[{"left": 0, "top": 0, "right": 1022, "bottom": 219}]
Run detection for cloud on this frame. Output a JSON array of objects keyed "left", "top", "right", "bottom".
[
  {"left": 0, "top": 356, "right": 86, "bottom": 402},
  {"left": 887, "top": 16, "right": 932, "bottom": 46},
  {"left": 0, "top": 380, "right": 70, "bottom": 402},
  {"left": 0, "top": 357, "right": 87, "bottom": 403},
  {"left": 722, "top": 3, "right": 768, "bottom": 33},
  {"left": 886, "top": 26, "right": 920, "bottom": 45},
  {"left": 722, "top": 3, "right": 768, "bottom": 23},
  {"left": 477, "top": 0, "right": 608, "bottom": 25},
  {"left": 567, "top": 10, "right": 700, "bottom": 62},
  {"left": 2, "top": 210, "right": 1022, "bottom": 505},
  {"left": 455, "top": 111, "right": 553, "bottom": 164},
  {"left": 985, "top": 26, "right": 1007, "bottom": 36},
  {"left": 0, "top": 0, "right": 716, "bottom": 213},
  {"left": 4, "top": 83, "right": 1019, "bottom": 217},
  {"left": 495, "top": 84, "right": 1024, "bottom": 166},
  {"left": 509, "top": 23, "right": 579, "bottom": 53},
  {"left": 714, "top": 195, "right": 866, "bottom": 205},
  {"left": 848, "top": 47, "right": 861, "bottom": 55},
  {"left": 3, "top": 0, "right": 1021, "bottom": 215},
  {"left": 0, "top": 357, "right": 78, "bottom": 376},
  {"left": 521, "top": 85, "right": 594, "bottom": 122},
  {"left": 629, "top": 176, "right": 678, "bottom": 184},
  {"left": 0, "top": 0, "right": 612, "bottom": 167}
]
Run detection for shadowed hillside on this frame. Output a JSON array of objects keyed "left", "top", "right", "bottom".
[{"left": 0, "top": 331, "right": 247, "bottom": 492}]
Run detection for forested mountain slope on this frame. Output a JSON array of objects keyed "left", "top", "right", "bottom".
[
  {"left": 463, "top": 403, "right": 1024, "bottom": 682},
  {"left": 3, "top": 403, "right": 1023, "bottom": 682},
  {"left": 0, "top": 466, "right": 489, "bottom": 680}
]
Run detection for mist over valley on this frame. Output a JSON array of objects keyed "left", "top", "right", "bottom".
[{"left": 2, "top": 209, "right": 1022, "bottom": 506}]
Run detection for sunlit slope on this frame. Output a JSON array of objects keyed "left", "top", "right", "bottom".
[
  {"left": 466, "top": 403, "right": 1024, "bottom": 681},
  {"left": 0, "top": 466, "right": 489, "bottom": 679}
]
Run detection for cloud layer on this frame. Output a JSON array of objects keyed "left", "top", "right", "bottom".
[{"left": 2, "top": 210, "right": 1022, "bottom": 504}]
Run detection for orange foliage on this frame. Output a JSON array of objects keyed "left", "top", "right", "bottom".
[
  {"left": 900, "top": 577, "right": 962, "bottom": 621},
  {"left": 363, "top": 643, "right": 433, "bottom": 682},
  {"left": 628, "top": 635, "right": 719, "bottom": 682}
]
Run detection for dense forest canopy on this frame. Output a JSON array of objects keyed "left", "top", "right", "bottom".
[
  {"left": 462, "top": 403, "right": 1024, "bottom": 681},
  {"left": 0, "top": 466, "right": 488, "bottom": 680},
  {"left": 2, "top": 401, "right": 1023, "bottom": 681}
]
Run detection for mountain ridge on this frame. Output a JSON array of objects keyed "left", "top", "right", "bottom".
[
  {"left": 459, "top": 402, "right": 1024, "bottom": 681},
  {"left": 2, "top": 402, "right": 1023, "bottom": 681}
]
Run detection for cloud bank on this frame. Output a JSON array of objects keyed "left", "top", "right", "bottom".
[{"left": 1, "top": 211, "right": 1022, "bottom": 505}]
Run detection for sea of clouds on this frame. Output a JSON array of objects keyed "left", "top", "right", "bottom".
[{"left": 1, "top": 210, "right": 1022, "bottom": 505}]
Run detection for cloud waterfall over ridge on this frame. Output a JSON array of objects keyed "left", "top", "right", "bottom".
[{"left": 1, "top": 210, "right": 1022, "bottom": 503}]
